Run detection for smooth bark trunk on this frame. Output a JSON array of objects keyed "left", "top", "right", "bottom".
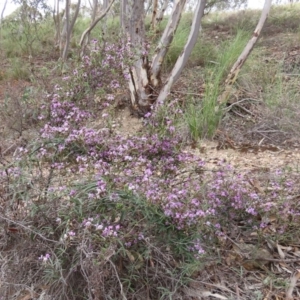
[
  {"left": 151, "top": 0, "right": 186, "bottom": 87},
  {"left": 0, "top": 0, "right": 8, "bottom": 27},
  {"left": 123, "top": 0, "right": 150, "bottom": 109},
  {"left": 155, "top": 0, "right": 169, "bottom": 27},
  {"left": 146, "top": 0, "right": 153, "bottom": 15},
  {"left": 151, "top": 0, "right": 158, "bottom": 29},
  {"left": 156, "top": 0, "right": 206, "bottom": 105},
  {"left": 218, "top": 0, "right": 272, "bottom": 105},
  {"left": 122, "top": 0, "right": 189, "bottom": 111},
  {"left": 79, "top": 0, "right": 115, "bottom": 54},
  {"left": 0, "top": 0, "right": 8, "bottom": 39},
  {"left": 61, "top": 0, "right": 81, "bottom": 61}
]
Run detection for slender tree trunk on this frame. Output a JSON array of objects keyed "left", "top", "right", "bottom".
[
  {"left": 122, "top": 0, "right": 188, "bottom": 111},
  {"left": 79, "top": 0, "right": 115, "bottom": 55},
  {"left": 121, "top": 0, "right": 206, "bottom": 112},
  {"left": 151, "top": 0, "right": 158, "bottom": 29},
  {"left": 155, "top": 0, "right": 169, "bottom": 27},
  {"left": 146, "top": 0, "right": 153, "bottom": 15},
  {"left": 0, "top": 0, "right": 8, "bottom": 26},
  {"left": 60, "top": 0, "right": 69, "bottom": 58},
  {"left": 91, "top": 0, "right": 99, "bottom": 27},
  {"left": 218, "top": 0, "right": 272, "bottom": 105},
  {"left": 83, "top": 0, "right": 98, "bottom": 52},
  {"left": 102, "top": 0, "right": 109, "bottom": 33},
  {"left": 151, "top": 0, "right": 187, "bottom": 87},
  {"left": 0, "top": 0, "right": 8, "bottom": 39},
  {"left": 120, "top": 0, "right": 127, "bottom": 29},
  {"left": 53, "top": 0, "right": 61, "bottom": 47},
  {"left": 122, "top": 0, "right": 151, "bottom": 110},
  {"left": 62, "top": 0, "right": 81, "bottom": 61},
  {"left": 156, "top": 0, "right": 207, "bottom": 105}
]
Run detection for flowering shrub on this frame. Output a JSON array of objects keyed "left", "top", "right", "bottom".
[{"left": 42, "top": 41, "right": 130, "bottom": 119}]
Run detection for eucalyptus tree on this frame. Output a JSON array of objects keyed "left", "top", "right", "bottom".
[
  {"left": 218, "top": 0, "right": 272, "bottom": 105},
  {"left": 0, "top": 0, "right": 8, "bottom": 27},
  {"left": 79, "top": 0, "right": 115, "bottom": 54},
  {"left": 120, "top": 0, "right": 273, "bottom": 113},
  {"left": 60, "top": 0, "right": 81, "bottom": 61},
  {"left": 3, "top": 0, "right": 50, "bottom": 55},
  {"left": 151, "top": 0, "right": 171, "bottom": 29},
  {"left": 0, "top": 0, "right": 8, "bottom": 38},
  {"left": 121, "top": 0, "right": 207, "bottom": 114}
]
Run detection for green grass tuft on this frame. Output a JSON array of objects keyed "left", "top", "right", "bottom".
[{"left": 185, "top": 30, "right": 250, "bottom": 139}]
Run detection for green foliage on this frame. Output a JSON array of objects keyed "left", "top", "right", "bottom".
[
  {"left": 1, "top": 14, "right": 54, "bottom": 58},
  {"left": 185, "top": 30, "right": 250, "bottom": 139},
  {"left": 158, "top": 13, "right": 217, "bottom": 70}
]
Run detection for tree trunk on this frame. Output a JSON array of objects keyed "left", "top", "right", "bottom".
[
  {"left": 218, "top": 0, "right": 272, "bottom": 105},
  {"left": 146, "top": 0, "right": 153, "bottom": 15},
  {"left": 122, "top": 0, "right": 151, "bottom": 110},
  {"left": 151, "top": 0, "right": 158, "bottom": 29},
  {"left": 155, "top": 0, "right": 169, "bottom": 27},
  {"left": 156, "top": 0, "right": 206, "bottom": 105},
  {"left": 53, "top": 0, "right": 61, "bottom": 47},
  {"left": 0, "top": 0, "right": 8, "bottom": 39},
  {"left": 79, "top": 0, "right": 115, "bottom": 55},
  {"left": 60, "top": 0, "right": 69, "bottom": 58},
  {"left": 61, "top": 0, "right": 81, "bottom": 61},
  {"left": 151, "top": 0, "right": 187, "bottom": 87},
  {"left": 120, "top": 0, "right": 127, "bottom": 29},
  {"left": 0, "top": 0, "right": 8, "bottom": 27},
  {"left": 121, "top": 0, "right": 206, "bottom": 113},
  {"left": 122, "top": 0, "right": 188, "bottom": 111}
]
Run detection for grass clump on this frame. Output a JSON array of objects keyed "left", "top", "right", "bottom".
[
  {"left": 185, "top": 30, "right": 250, "bottom": 139},
  {"left": 6, "top": 58, "right": 31, "bottom": 81}
]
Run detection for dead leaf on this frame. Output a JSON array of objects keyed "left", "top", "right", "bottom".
[
  {"left": 277, "top": 243, "right": 286, "bottom": 259},
  {"left": 184, "top": 287, "right": 228, "bottom": 299},
  {"left": 232, "top": 243, "right": 272, "bottom": 270},
  {"left": 125, "top": 250, "right": 135, "bottom": 262},
  {"left": 16, "top": 290, "right": 37, "bottom": 300},
  {"left": 247, "top": 177, "right": 265, "bottom": 194},
  {"left": 286, "top": 270, "right": 300, "bottom": 300}
]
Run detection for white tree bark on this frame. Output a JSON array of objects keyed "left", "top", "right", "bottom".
[
  {"left": 146, "top": 0, "right": 153, "bottom": 15},
  {"left": 60, "top": 0, "right": 69, "bottom": 58},
  {"left": 61, "top": 0, "right": 81, "bottom": 61},
  {"left": 121, "top": 0, "right": 207, "bottom": 112},
  {"left": 79, "top": 0, "right": 115, "bottom": 54},
  {"left": 218, "top": 0, "right": 272, "bottom": 105},
  {"left": 122, "top": 0, "right": 150, "bottom": 109},
  {"left": 0, "top": 0, "right": 8, "bottom": 27},
  {"left": 122, "top": 0, "right": 189, "bottom": 111},
  {"left": 0, "top": 0, "right": 8, "bottom": 39},
  {"left": 53, "top": 0, "right": 61, "bottom": 46},
  {"left": 155, "top": 0, "right": 169, "bottom": 27},
  {"left": 151, "top": 0, "right": 186, "bottom": 87},
  {"left": 91, "top": 0, "right": 99, "bottom": 24},
  {"left": 156, "top": 0, "right": 206, "bottom": 105},
  {"left": 151, "top": 0, "right": 158, "bottom": 29}
]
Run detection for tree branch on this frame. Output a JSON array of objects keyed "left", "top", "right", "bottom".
[{"left": 79, "top": 0, "right": 115, "bottom": 48}]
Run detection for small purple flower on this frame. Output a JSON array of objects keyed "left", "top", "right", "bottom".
[{"left": 39, "top": 253, "right": 51, "bottom": 262}]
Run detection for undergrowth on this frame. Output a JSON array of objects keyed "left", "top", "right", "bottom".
[
  {"left": 1, "top": 36, "right": 300, "bottom": 299},
  {"left": 185, "top": 30, "right": 250, "bottom": 139},
  {"left": 1, "top": 3, "right": 300, "bottom": 299}
]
